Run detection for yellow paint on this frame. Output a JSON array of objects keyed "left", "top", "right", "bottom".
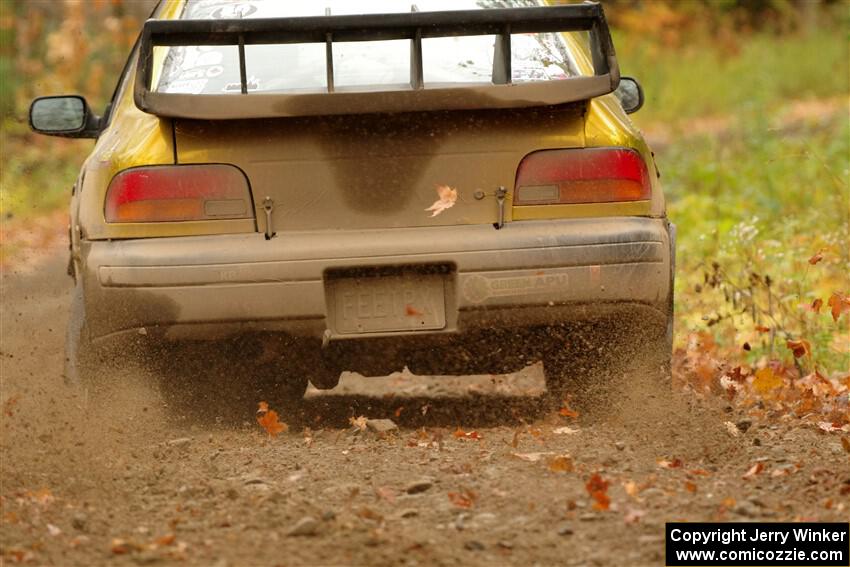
[
  {"left": 149, "top": 0, "right": 184, "bottom": 89},
  {"left": 511, "top": 201, "right": 652, "bottom": 221}
]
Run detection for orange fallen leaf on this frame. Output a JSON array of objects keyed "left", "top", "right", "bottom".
[
  {"left": 111, "top": 538, "right": 139, "bottom": 555},
  {"left": 720, "top": 497, "right": 736, "bottom": 509},
  {"left": 623, "top": 481, "right": 640, "bottom": 499},
  {"left": 357, "top": 507, "right": 384, "bottom": 522},
  {"left": 827, "top": 292, "right": 850, "bottom": 322},
  {"left": 424, "top": 185, "right": 457, "bottom": 217},
  {"left": 453, "top": 428, "right": 482, "bottom": 440},
  {"left": 785, "top": 338, "right": 811, "bottom": 358},
  {"left": 657, "top": 458, "right": 683, "bottom": 469},
  {"left": 687, "top": 469, "right": 712, "bottom": 476},
  {"left": 684, "top": 481, "right": 698, "bottom": 493},
  {"left": 755, "top": 325, "right": 770, "bottom": 333},
  {"left": 349, "top": 416, "right": 368, "bottom": 431},
  {"left": 841, "top": 437, "right": 850, "bottom": 454},
  {"left": 510, "top": 429, "right": 521, "bottom": 448},
  {"left": 256, "top": 402, "right": 287, "bottom": 437},
  {"left": 752, "top": 367, "right": 783, "bottom": 395},
  {"left": 155, "top": 534, "right": 176, "bottom": 547},
  {"left": 559, "top": 400, "right": 579, "bottom": 418},
  {"left": 447, "top": 490, "right": 476, "bottom": 509},
  {"left": 808, "top": 250, "right": 825, "bottom": 265},
  {"left": 585, "top": 474, "right": 610, "bottom": 511},
  {"left": 547, "top": 455, "right": 574, "bottom": 473},
  {"left": 742, "top": 462, "right": 764, "bottom": 479}
]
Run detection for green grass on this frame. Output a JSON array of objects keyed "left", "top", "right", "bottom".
[
  {"left": 663, "top": 115, "right": 849, "bottom": 372},
  {"left": 615, "top": 29, "right": 849, "bottom": 124}
]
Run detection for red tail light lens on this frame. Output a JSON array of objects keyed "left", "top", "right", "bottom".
[
  {"left": 514, "top": 148, "right": 651, "bottom": 205},
  {"left": 105, "top": 164, "right": 253, "bottom": 223}
]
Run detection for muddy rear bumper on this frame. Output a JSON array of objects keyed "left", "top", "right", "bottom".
[{"left": 81, "top": 217, "right": 673, "bottom": 343}]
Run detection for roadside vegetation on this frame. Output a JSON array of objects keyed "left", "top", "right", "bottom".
[{"left": 1, "top": 1, "right": 847, "bottom": 420}]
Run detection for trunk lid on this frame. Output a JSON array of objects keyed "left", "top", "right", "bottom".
[{"left": 174, "top": 105, "right": 585, "bottom": 232}]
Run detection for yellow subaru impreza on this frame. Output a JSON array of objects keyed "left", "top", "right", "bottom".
[{"left": 30, "top": 0, "right": 674, "bottom": 406}]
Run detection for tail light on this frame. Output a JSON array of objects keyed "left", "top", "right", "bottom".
[
  {"left": 105, "top": 164, "right": 254, "bottom": 223},
  {"left": 513, "top": 148, "right": 651, "bottom": 206}
]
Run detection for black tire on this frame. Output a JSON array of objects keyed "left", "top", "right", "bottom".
[{"left": 64, "top": 279, "right": 98, "bottom": 405}]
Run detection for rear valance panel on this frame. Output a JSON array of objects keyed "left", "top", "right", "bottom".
[{"left": 134, "top": 3, "right": 619, "bottom": 119}]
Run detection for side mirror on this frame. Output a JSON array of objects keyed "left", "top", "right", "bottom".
[
  {"left": 29, "top": 95, "right": 100, "bottom": 138},
  {"left": 614, "top": 77, "right": 644, "bottom": 114}
]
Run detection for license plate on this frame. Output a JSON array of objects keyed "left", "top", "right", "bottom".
[{"left": 329, "top": 275, "right": 446, "bottom": 335}]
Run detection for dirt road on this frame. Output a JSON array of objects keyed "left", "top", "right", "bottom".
[{"left": 1, "top": 247, "right": 847, "bottom": 567}]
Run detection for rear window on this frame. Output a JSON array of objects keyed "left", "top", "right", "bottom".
[{"left": 154, "top": 0, "right": 583, "bottom": 95}]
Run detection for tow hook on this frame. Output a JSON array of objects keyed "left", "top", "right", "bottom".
[
  {"left": 262, "top": 196, "right": 275, "bottom": 240},
  {"left": 494, "top": 185, "right": 507, "bottom": 230}
]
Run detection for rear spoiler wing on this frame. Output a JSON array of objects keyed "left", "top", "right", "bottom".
[{"left": 134, "top": 2, "right": 619, "bottom": 119}]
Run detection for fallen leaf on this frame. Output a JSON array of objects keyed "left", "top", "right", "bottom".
[
  {"left": 827, "top": 292, "right": 850, "bottom": 322},
  {"left": 111, "top": 538, "right": 138, "bottom": 555},
  {"left": 553, "top": 426, "right": 580, "bottom": 435},
  {"left": 25, "top": 488, "right": 54, "bottom": 506},
  {"left": 841, "top": 437, "right": 850, "bottom": 454},
  {"left": 786, "top": 338, "right": 811, "bottom": 358},
  {"left": 720, "top": 497, "right": 736, "bottom": 509},
  {"left": 752, "top": 367, "right": 783, "bottom": 395},
  {"left": 808, "top": 250, "right": 825, "bottom": 265},
  {"left": 424, "top": 185, "right": 457, "bottom": 217},
  {"left": 724, "top": 421, "right": 740, "bottom": 437},
  {"left": 687, "top": 469, "right": 712, "bottom": 476},
  {"left": 357, "top": 507, "right": 384, "bottom": 522},
  {"left": 256, "top": 402, "right": 287, "bottom": 437},
  {"left": 585, "top": 474, "right": 610, "bottom": 511},
  {"left": 3, "top": 395, "right": 19, "bottom": 417},
  {"left": 657, "top": 458, "right": 683, "bottom": 469},
  {"left": 755, "top": 325, "right": 770, "bottom": 333},
  {"left": 684, "top": 481, "right": 698, "bottom": 493},
  {"left": 547, "top": 455, "right": 574, "bottom": 473},
  {"left": 155, "top": 534, "right": 176, "bottom": 547},
  {"left": 559, "top": 400, "right": 579, "bottom": 418},
  {"left": 447, "top": 490, "right": 476, "bottom": 509},
  {"left": 453, "top": 427, "right": 482, "bottom": 440},
  {"left": 394, "top": 406, "right": 404, "bottom": 418},
  {"left": 623, "top": 481, "right": 640, "bottom": 499},
  {"left": 817, "top": 422, "right": 848, "bottom": 433},
  {"left": 742, "top": 462, "right": 764, "bottom": 479},
  {"left": 510, "top": 429, "right": 520, "bottom": 448},
  {"left": 624, "top": 508, "right": 645, "bottom": 524},
  {"left": 349, "top": 416, "right": 368, "bottom": 431},
  {"left": 511, "top": 452, "right": 553, "bottom": 463},
  {"left": 375, "top": 486, "right": 396, "bottom": 504}
]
